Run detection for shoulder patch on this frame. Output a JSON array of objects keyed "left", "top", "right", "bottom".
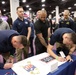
[{"left": 25, "top": 21, "right": 28, "bottom": 24}]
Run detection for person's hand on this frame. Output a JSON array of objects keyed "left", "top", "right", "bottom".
[
  {"left": 9, "top": 56, "right": 14, "bottom": 63},
  {"left": 27, "top": 37, "right": 29, "bottom": 42},
  {"left": 66, "top": 55, "right": 73, "bottom": 62},
  {"left": 26, "top": 39, "right": 30, "bottom": 46},
  {"left": 57, "top": 56, "right": 66, "bottom": 62},
  {"left": 3, "top": 63, "right": 13, "bottom": 69}
]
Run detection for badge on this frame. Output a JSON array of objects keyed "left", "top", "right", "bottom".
[
  {"left": 25, "top": 21, "right": 28, "bottom": 24},
  {"left": 66, "top": 22, "right": 69, "bottom": 25}
]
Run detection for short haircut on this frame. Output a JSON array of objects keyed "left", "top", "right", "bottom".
[
  {"left": 63, "top": 10, "right": 70, "bottom": 15},
  {"left": 16, "top": 6, "right": 23, "bottom": 11},
  {"left": 18, "top": 35, "right": 29, "bottom": 47},
  {"left": 41, "top": 10, "right": 47, "bottom": 16},
  {"left": 70, "top": 33, "right": 76, "bottom": 44},
  {"left": 39, "top": 10, "right": 47, "bottom": 18}
]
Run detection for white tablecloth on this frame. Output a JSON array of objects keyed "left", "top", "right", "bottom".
[{"left": 12, "top": 52, "right": 66, "bottom": 75}]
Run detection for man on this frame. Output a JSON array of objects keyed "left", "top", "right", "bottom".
[
  {"left": 34, "top": 10, "right": 51, "bottom": 54},
  {"left": 34, "top": 10, "right": 41, "bottom": 23},
  {"left": 7, "top": 15, "right": 13, "bottom": 29},
  {"left": 47, "top": 28, "right": 76, "bottom": 62},
  {"left": 0, "top": 18, "right": 10, "bottom": 30},
  {"left": 12, "top": 6, "right": 31, "bottom": 61},
  {"left": 59, "top": 10, "right": 75, "bottom": 31},
  {"left": 36, "top": 10, "right": 41, "bottom": 19},
  {"left": 0, "top": 30, "right": 28, "bottom": 69}
]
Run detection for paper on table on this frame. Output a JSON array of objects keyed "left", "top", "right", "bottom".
[
  {"left": 12, "top": 60, "right": 49, "bottom": 75},
  {"left": 12, "top": 52, "right": 66, "bottom": 75}
]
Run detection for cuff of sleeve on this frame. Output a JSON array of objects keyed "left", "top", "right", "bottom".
[
  {"left": 56, "top": 56, "right": 59, "bottom": 60},
  {"left": 0, "top": 63, "right": 4, "bottom": 69}
]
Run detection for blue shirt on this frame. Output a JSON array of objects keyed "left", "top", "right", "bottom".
[
  {"left": 12, "top": 18, "right": 30, "bottom": 36},
  {"left": 30, "top": 22, "right": 34, "bottom": 37},
  {"left": 59, "top": 18, "right": 75, "bottom": 31},
  {"left": 50, "top": 28, "right": 74, "bottom": 45},
  {"left": 0, "top": 30, "right": 19, "bottom": 69}
]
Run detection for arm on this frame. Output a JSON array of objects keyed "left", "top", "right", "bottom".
[
  {"left": 69, "top": 45, "right": 76, "bottom": 54},
  {"left": 47, "top": 44, "right": 58, "bottom": 58},
  {"left": 27, "top": 27, "right": 31, "bottom": 40},
  {"left": 37, "top": 33, "right": 47, "bottom": 48},
  {"left": 47, "top": 21, "right": 51, "bottom": 37},
  {"left": 48, "top": 27, "right": 51, "bottom": 43},
  {"left": 47, "top": 44, "right": 66, "bottom": 62},
  {"left": 48, "top": 27, "right": 51, "bottom": 38},
  {"left": 66, "top": 45, "right": 76, "bottom": 61},
  {"left": 3, "top": 63, "right": 13, "bottom": 69},
  {"left": 0, "top": 62, "right": 13, "bottom": 69}
]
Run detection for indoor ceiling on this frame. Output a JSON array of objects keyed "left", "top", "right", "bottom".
[{"left": 0, "top": 0, "right": 76, "bottom": 16}]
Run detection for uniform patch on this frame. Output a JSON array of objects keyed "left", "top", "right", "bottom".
[
  {"left": 25, "top": 21, "right": 28, "bottom": 24},
  {"left": 66, "top": 22, "right": 69, "bottom": 25}
]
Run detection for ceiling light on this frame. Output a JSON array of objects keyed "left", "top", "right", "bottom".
[
  {"left": 71, "top": 11, "right": 74, "bottom": 13},
  {"left": 62, "top": 0, "right": 65, "bottom": 1},
  {"left": 42, "top": 4, "right": 45, "bottom": 7},
  {"left": 41, "top": 0, "right": 45, "bottom": 2},
  {"left": 2, "top": 1, "right": 5, "bottom": 4},
  {"left": 51, "top": 11, "right": 54, "bottom": 14},
  {"left": 26, "top": 5, "right": 29, "bottom": 8},
  {"left": 74, "top": 12, "right": 76, "bottom": 17},
  {"left": 42, "top": 8, "right": 45, "bottom": 10},
  {"left": 68, "top": 7, "right": 71, "bottom": 9},
  {"left": 74, "top": 3, "right": 76, "bottom": 6},
  {"left": 0, "top": 10, "right": 1, "bottom": 13},
  {"left": 29, "top": 8, "right": 32, "bottom": 10},
  {"left": 3, "top": 9, "right": 6, "bottom": 12},
  {"left": 22, "top": 0, "right": 26, "bottom": 3}
]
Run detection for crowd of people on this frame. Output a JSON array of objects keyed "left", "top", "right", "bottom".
[{"left": 0, "top": 6, "right": 76, "bottom": 71}]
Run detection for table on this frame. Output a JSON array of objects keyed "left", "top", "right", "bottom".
[
  {"left": 0, "top": 69, "right": 16, "bottom": 75},
  {"left": 0, "top": 53, "right": 76, "bottom": 75},
  {"left": 48, "top": 55, "right": 76, "bottom": 75}
]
